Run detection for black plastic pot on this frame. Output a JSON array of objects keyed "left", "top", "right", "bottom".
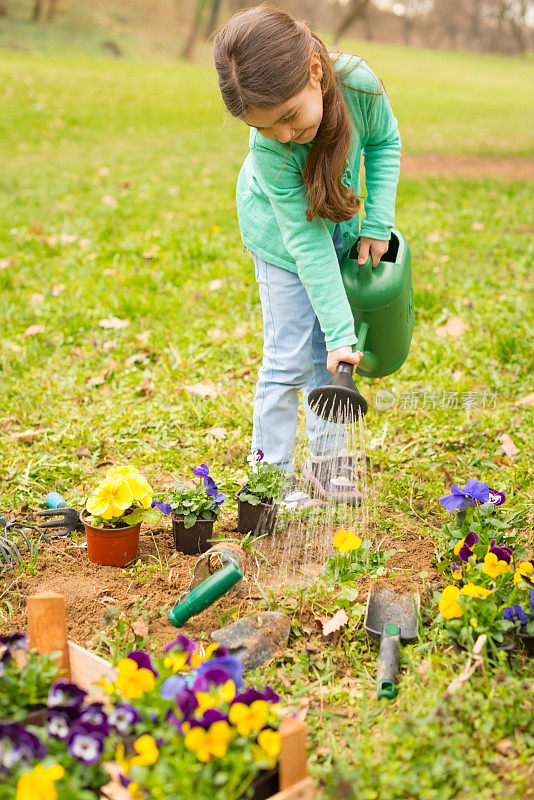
[
  {"left": 171, "top": 514, "right": 214, "bottom": 555},
  {"left": 236, "top": 489, "right": 279, "bottom": 537},
  {"left": 0, "top": 705, "right": 48, "bottom": 727},
  {"left": 518, "top": 631, "right": 534, "bottom": 657},
  {"left": 242, "top": 768, "right": 279, "bottom": 800}
]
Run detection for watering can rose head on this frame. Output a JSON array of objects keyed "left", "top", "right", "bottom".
[{"left": 85, "top": 465, "right": 161, "bottom": 528}]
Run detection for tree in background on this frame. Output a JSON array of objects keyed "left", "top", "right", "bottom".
[
  {"left": 332, "top": 0, "right": 372, "bottom": 44},
  {"left": 32, "top": 0, "right": 59, "bottom": 22}
]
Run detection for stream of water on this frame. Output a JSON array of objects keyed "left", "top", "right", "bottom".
[{"left": 257, "top": 398, "right": 374, "bottom": 580}]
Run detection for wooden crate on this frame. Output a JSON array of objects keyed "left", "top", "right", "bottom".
[{"left": 27, "top": 593, "right": 315, "bottom": 800}]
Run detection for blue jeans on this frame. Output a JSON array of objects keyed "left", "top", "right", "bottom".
[{"left": 251, "top": 226, "right": 345, "bottom": 470}]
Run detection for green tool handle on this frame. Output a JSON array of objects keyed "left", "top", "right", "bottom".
[
  {"left": 167, "top": 562, "right": 243, "bottom": 628},
  {"left": 377, "top": 623, "right": 400, "bottom": 700}
]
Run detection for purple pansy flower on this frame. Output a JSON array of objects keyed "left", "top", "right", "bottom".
[
  {"left": 194, "top": 656, "right": 243, "bottom": 689},
  {"left": 174, "top": 687, "right": 199, "bottom": 719},
  {"left": 457, "top": 531, "right": 479, "bottom": 562},
  {"left": 192, "top": 667, "right": 234, "bottom": 693},
  {"left": 160, "top": 675, "right": 187, "bottom": 700},
  {"left": 503, "top": 605, "right": 528, "bottom": 626},
  {"left": 126, "top": 651, "right": 158, "bottom": 677},
  {"left": 164, "top": 634, "right": 196, "bottom": 657},
  {"left": 0, "top": 724, "right": 47, "bottom": 768},
  {"left": 489, "top": 540, "right": 513, "bottom": 564},
  {"left": 0, "top": 633, "right": 28, "bottom": 651},
  {"left": 193, "top": 464, "right": 210, "bottom": 480},
  {"left": 46, "top": 710, "right": 72, "bottom": 741},
  {"left": 232, "top": 686, "right": 280, "bottom": 705},
  {"left": 108, "top": 705, "right": 141, "bottom": 735},
  {"left": 488, "top": 489, "right": 506, "bottom": 507},
  {"left": 79, "top": 704, "right": 110, "bottom": 735},
  {"left": 152, "top": 500, "right": 172, "bottom": 515},
  {"left": 188, "top": 709, "right": 228, "bottom": 730},
  {"left": 47, "top": 680, "right": 87, "bottom": 710},
  {"left": 439, "top": 479, "right": 490, "bottom": 513},
  {"left": 67, "top": 727, "right": 105, "bottom": 765},
  {"left": 247, "top": 449, "right": 264, "bottom": 466}
]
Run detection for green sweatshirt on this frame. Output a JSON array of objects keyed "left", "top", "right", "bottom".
[{"left": 236, "top": 54, "right": 401, "bottom": 351}]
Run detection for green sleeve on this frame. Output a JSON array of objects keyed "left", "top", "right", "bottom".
[
  {"left": 360, "top": 88, "right": 401, "bottom": 241},
  {"left": 251, "top": 142, "right": 357, "bottom": 352}
]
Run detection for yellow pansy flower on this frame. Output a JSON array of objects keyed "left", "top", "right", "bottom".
[
  {"left": 438, "top": 585, "right": 462, "bottom": 620},
  {"left": 106, "top": 465, "right": 140, "bottom": 479},
  {"left": 258, "top": 729, "right": 282, "bottom": 760},
  {"left": 163, "top": 651, "right": 190, "bottom": 673},
  {"left": 116, "top": 657, "right": 155, "bottom": 699},
  {"left": 86, "top": 476, "right": 133, "bottom": 519},
  {"left": 16, "top": 764, "right": 65, "bottom": 800},
  {"left": 184, "top": 720, "right": 234, "bottom": 762},
  {"left": 460, "top": 583, "right": 493, "bottom": 599},
  {"left": 190, "top": 643, "right": 219, "bottom": 668},
  {"left": 124, "top": 472, "right": 153, "bottom": 504},
  {"left": 131, "top": 735, "right": 159, "bottom": 766},
  {"left": 333, "top": 529, "right": 362, "bottom": 553},
  {"left": 452, "top": 568, "right": 463, "bottom": 580},
  {"left": 228, "top": 700, "right": 270, "bottom": 736},
  {"left": 195, "top": 680, "right": 236, "bottom": 713},
  {"left": 513, "top": 561, "right": 534, "bottom": 587},
  {"left": 482, "top": 552, "right": 511, "bottom": 578}
]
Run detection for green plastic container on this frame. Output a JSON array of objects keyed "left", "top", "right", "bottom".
[{"left": 340, "top": 229, "right": 414, "bottom": 379}]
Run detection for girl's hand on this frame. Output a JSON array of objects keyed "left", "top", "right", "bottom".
[
  {"left": 357, "top": 237, "right": 389, "bottom": 267},
  {"left": 326, "top": 347, "right": 363, "bottom": 375}
]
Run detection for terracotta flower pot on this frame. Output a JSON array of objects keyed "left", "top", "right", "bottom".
[
  {"left": 83, "top": 512, "right": 141, "bottom": 567},
  {"left": 236, "top": 488, "right": 278, "bottom": 537},
  {"left": 171, "top": 513, "right": 214, "bottom": 555}
]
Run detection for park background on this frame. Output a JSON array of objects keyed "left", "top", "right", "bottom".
[{"left": 0, "top": 1, "right": 533, "bottom": 798}]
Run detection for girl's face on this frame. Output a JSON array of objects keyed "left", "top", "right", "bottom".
[{"left": 241, "top": 53, "right": 323, "bottom": 145}]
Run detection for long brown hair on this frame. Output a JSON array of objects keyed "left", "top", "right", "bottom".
[{"left": 213, "top": 5, "right": 374, "bottom": 223}]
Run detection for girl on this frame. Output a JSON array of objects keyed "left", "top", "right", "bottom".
[{"left": 213, "top": 5, "right": 401, "bottom": 504}]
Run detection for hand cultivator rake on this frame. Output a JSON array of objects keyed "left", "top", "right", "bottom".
[{"left": 0, "top": 516, "right": 50, "bottom": 569}]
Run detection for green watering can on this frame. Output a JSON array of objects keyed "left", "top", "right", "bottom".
[{"left": 308, "top": 229, "right": 414, "bottom": 422}]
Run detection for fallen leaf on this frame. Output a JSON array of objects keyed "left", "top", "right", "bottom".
[
  {"left": 75, "top": 447, "right": 91, "bottom": 458},
  {"left": 142, "top": 246, "right": 160, "bottom": 260},
  {"left": 516, "top": 393, "right": 534, "bottom": 407},
  {"left": 103, "top": 268, "right": 118, "bottom": 276},
  {"left": 10, "top": 429, "right": 41, "bottom": 442},
  {"left": 51, "top": 284, "right": 65, "bottom": 297},
  {"left": 102, "top": 194, "right": 118, "bottom": 208},
  {"left": 21, "top": 324, "right": 45, "bottom": 338},
  {"left": 436, "top": 316, "right": 469, "bottom": 337},
  {"left": 208, "top": 279, "right": 223, "bottom": 291},
  {"left": 495, "top": 739, "right": 514, "bottom": 756},
  {"left": 427, "top": 230, "right": 445, "bottom": 242},
  {"left": 30, "top": 293, "right": 45, "bottom": 305},
  {"left": 138, "top": 378, "right": 154, "bottom": 396},
  {"left": 135, "top": 331, "right": 151, "bottom": 346},
  {"left": 316, "top": 609, "right": 349, "bottom": 636},
  {"left": 206, "top": 426, "right": 227, "bottom": 440},
  {"left": 471, "top": 222, "right": 484, "bottom": 231},
  {"left": 180, "top": 381, "right": 217, "bottom": 399},
  {"left": 498, "top": 433, "right": 519, "bottom": 458},
  {"left": 59, "top": 233, "right": 78, "bottom": 244},
  {"left": 0, "top": 257, "right": 15, "bottom": 270},
  {"left": 124, "top": 353, "right": 149, "bottom": 368},
  {"left": 132, "top": 619, "right": 149, "bottom": 638},
  {"left": 99, "top": 317, "right": 130, "bottom": 330},
  {"left": 102, "top": 340, "right": 118, "bottom": 351},
  {"left": 208, "top": 328, "right": 224, "bottom": 341}
]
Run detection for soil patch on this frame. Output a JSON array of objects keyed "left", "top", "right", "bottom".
[
  {"left": 0, "top": 513, "right": 438, "bottom": 657},
  {"left": 401, "top": 153, "right": 534, "bottom": 180}
]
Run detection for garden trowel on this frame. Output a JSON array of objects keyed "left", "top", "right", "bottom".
[
  {"left": 364, "top": 586, "right": 420, "bottom": 700},
  {"left": 212, "top": 612, "right": 290, "bottom": 671}
]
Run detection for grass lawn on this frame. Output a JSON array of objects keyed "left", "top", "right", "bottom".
[{"left": 0, "top": 42, "right": 533, "bottom": 798}]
